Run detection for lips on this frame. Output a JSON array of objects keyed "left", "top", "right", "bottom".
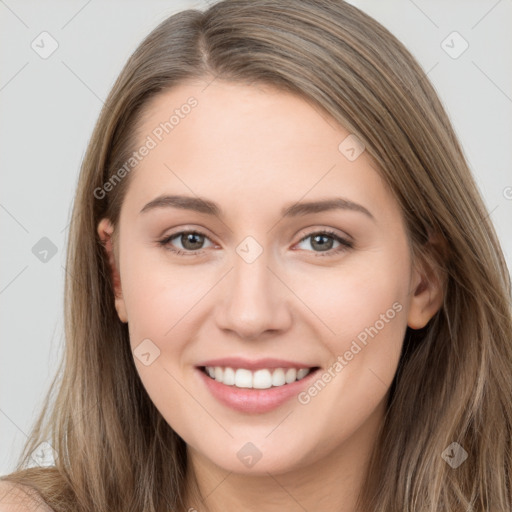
[
  {"left": 195, "top": 364, "right": 321, "bottom": 414},
  {"left": 194, "top": 357, "right": 322, "bottom": 413}
]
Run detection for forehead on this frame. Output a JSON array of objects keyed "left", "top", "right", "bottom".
[
  {"left": 123, "top": 80, "right": 392, "bottom": 220},
  {"left": 138, "top": 79, "right": 344, "bottom": 154}
]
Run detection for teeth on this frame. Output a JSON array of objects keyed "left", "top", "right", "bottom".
[
  {"left": 296, "top": 368, "right": 309, "bottom": 380},
  {"left": 203, "top": 366, "right": 314, "bottom": 388},
  {"left": 223, "top": 367, "right": 236, "bottom": 385},
  {"left": 236, "top": 368, "right": 253, "bottom": 388},
  {"left": 285, "top": 368, "right": 297, "bottom": 384}
]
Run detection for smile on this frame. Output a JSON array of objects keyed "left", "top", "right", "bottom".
[{"left": 201, "top": 366, "right": 318, "bottom": 389}]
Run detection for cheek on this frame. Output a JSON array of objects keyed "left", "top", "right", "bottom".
[
  {"left": 287, "top": 246, "right": 411, "bottom": 424},
  {"left": 287, "top": 252, "right": 409, "bottom": 453},
  {"left": 120, "top": 253, "right": 206, "bottom": 430},
  {"left": 290, "top": 247, "right": 410, "bottom": 347},
  {"left": 119, "top": 240, "right": 199, "bottom": 340}
]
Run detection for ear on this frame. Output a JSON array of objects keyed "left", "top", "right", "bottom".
[
  {"left": 407, "top": 233, "right": 447, "bottom": 330},
  {"left": 97, "top": 218, "right": 128, "bottom": 323}
]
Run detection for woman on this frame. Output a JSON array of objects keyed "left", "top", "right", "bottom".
[{"left": 1, "top": 0, "right": 511, "bottom": 511}]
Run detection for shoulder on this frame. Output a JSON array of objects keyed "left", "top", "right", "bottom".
[{"left": 0, "top": 481, "right": 53, "bottom": 512}]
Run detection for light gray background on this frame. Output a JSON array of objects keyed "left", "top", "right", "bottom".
[{"left": 1, "top": 0, "right": 511, "bottom": 475}]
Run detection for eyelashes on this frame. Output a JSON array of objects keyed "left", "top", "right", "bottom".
[{"left": 158, "top": 229, "right": 353, "bottom": 258}]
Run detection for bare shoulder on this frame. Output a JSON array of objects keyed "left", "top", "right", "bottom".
[{"left": 0, "top": 481, "right": 53, "bottom": 512}]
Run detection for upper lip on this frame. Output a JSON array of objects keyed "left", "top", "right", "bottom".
[{"left": 196, "top": 357, "right": 319, "bottom": 371}]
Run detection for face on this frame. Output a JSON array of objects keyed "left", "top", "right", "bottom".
[{"left": 98, "top": 79, "right": 441, "bottom": 476}]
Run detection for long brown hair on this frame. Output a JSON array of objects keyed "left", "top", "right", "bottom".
[{"left": 2, "top": 1, "right": 511, "bottom": 511}]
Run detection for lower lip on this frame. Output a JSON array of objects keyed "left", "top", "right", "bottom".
[{"left": 196, "top": 367, "right": 320, "bottom": 414}]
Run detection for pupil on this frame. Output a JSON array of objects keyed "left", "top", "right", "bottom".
[
  {"left": 312, "top": 234, "right": 333, "bottom": 251},
  {"left": 183, "top": 233, "right": 203, "bottom": 250}
]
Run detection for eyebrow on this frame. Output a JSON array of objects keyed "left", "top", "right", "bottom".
[{"left": 140, "top": 194, "right": 374, "bottom": 220}]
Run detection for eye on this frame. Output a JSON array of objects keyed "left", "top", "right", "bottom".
[
  {"left": 158, "top": 229, "right": 353, "bottom": 258},
  {"left": 159, "top": 230, "right": 214, "bottom": 256},
  {"left": 295, "top": 230, "right": 353, "bottom": 256}
]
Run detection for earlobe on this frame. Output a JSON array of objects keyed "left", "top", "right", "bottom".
[
  {"left": 407, "top": 236, "right": 447, "bottom": 330},
  {"left": 97, "top": 218, "right": 128, "bottom": 323}
]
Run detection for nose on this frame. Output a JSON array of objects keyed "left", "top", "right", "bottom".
[{"left": 214, "top": 248, "right": 293, "bottom": 340}]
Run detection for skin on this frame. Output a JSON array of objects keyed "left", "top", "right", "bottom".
[{"left": 98, "top": 79, "right": 444, "bottom": 512}]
